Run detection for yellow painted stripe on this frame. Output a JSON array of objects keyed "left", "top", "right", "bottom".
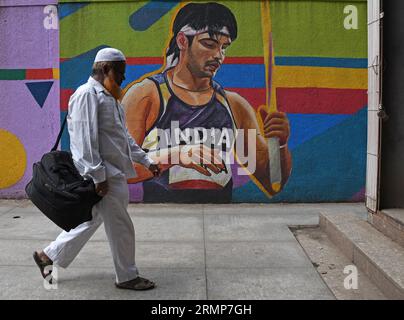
[
  {"left": 261, "top": 0, "right": 270, "bottom": 107},
  {"left": 261, "top": 0, "right": 278, "bottom": 113},
  {"left": 52, "top": 68, "right": 60, "bottom": 79},
  {"left": 274, "top": 66, "right": 368, "bottom": 89}
]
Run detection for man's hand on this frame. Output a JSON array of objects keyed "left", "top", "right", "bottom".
[
  {"left": 148, "top": 164, "right": 161, "bottom": 177},
  {"left": 260, "top": 110, "right": 290, "bottom": 146},
  {"left": 95, "top": 180, "right": 109, "bottom": 197}
]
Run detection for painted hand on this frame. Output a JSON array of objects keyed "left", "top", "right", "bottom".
[
  {"left": 178, "top": 144, "right": 225, "bottom": 176},
  {"left": 260, "top": 109, "right": 290, "bottom": 146}
]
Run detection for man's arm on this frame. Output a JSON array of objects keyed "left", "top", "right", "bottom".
[
  {"left": 125, "top": 126, "right": 161, "bottom": 177},
  {"left": 227, "top": 91, "right": 292, "bottom": 196},
  {"left": 69, "top": 91, "right": 106, "bottom": 184},
  {"left": 125, "top": 125, "right": 153, "bottom": 168}
]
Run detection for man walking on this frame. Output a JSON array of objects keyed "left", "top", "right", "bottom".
[{"left": 33, "top": 48, "right": 160, "bottom": 290}]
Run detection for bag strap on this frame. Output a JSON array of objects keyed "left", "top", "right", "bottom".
[{"left": 51, "top": 113, "right": 68, "bottom": 151}]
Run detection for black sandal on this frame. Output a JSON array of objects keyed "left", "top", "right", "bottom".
[
  {"left": 33, "top": 251, "right": 54, "bottom": 283},
  {"left": 115, "top": 276, "right": 156, "bottom": 291}
]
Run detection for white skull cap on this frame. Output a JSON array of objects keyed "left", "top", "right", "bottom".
[{"left": 94, "top": 48, "right": 126, "bottom": 63}]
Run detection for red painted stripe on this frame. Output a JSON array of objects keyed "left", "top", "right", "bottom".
[
  {"left": 60, "top": 86, "right": 366, "bottom": 115},
  {"left": 60, "top": 56, "right": 264, "bottom": 65},
  {"left": 126, "top": 57, "right": 163, "bottom": 65},
  {"left": 224, "top": 57, "right": 264, "bottom": 64},
  {"left": 124, "top": 57, "right": 264, "bottom": 65},
  {"left": 26, "top": 68, "right": 53, "bottom": 79},
  {"left": 60, "top": 89, "right": 74, "bottom": 111},
  {"left": 276, "top": 87, "right": 367, "bottom": 114},
  {"left": 60, "top": 87, "right": 265, "bottom": 111},
  {"left": 170, "top": 180, "right": 223, "bottom": 190},
  {"left": 225, "top": 88, "right": 266, "bottom": 111}
]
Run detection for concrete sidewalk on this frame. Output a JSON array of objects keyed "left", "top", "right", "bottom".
[{"left": 0, "top": 200, "right": 368, "bottom": 300}]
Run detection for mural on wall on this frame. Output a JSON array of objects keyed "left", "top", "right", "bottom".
[
  {"left": 121, "top": 2, "right": 292, "bottom": 203},
  {"left": 57, "top": 0, "right": 367, "bottom": 203},
  {"left": 0, "top": 1, "right": 59, "bottom": 198}
]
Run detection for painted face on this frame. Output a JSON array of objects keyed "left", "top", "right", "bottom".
[{"left": 186, "top": 32, "right": 231, "bottom": 78}]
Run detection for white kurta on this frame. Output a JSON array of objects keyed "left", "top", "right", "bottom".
[
  {"left": 68, "top": 76, "right": 152, "bottom": 182},
  {"left": 44, "top": 77, "right": 153, "bottom": 284}
]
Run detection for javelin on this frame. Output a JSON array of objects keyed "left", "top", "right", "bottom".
[{"left": 260, "top": 0, "right": 282, "bottom": 193}]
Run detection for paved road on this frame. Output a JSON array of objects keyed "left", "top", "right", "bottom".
[{"left": 0, "top": 200, "right": 367, "bottom": 300}]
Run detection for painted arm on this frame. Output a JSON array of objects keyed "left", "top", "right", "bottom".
[
  {"left": 227, "top": 91, "right": 292, "bottom": 196},
  {"left": 122, "top": 80, "right": 163, "bottom": 183},
  {"left": 122, "top": 79, "right": 226, "bottom": 183}
]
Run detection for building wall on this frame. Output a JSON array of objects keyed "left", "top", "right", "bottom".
[
  {"left": 0, "top": 0, "right": 368, "bottom": 203},
  {"left": 0, "top": 0, "right": 59, "bottom": 198},
  {"left": 380, "top": 0, "right": 404, "bottom": 209}
]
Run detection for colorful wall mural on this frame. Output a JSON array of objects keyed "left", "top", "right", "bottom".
[
  {"left": 0, "top": 0, "right": 368, "bottom": 203},
  {"left": 0, "top": 0, "right": 60, "bottom": 198}
]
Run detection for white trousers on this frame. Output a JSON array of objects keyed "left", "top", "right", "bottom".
[{"left": 43, "top": 174, "right": 138, "bottom": 284}]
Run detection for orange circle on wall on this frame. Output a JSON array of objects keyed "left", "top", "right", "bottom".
[{"left": 0, "top": 129, "right": 27, "bottom": 189}]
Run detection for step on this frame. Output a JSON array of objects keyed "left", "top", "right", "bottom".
[
  {"left": 368, "top": 209, "right": 404, "bottom": 248},
  {"left": 319, "top": 211, "right": 404, "bottom": 300}
]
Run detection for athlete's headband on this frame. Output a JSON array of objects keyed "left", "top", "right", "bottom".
[{"left": 164, "top": 24, "right": 230, "bottom": 70}]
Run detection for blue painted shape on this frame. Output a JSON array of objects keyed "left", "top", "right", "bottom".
[
  {"left": 275, "top": 56, "right": 367, "bottom": 69},
  {"left": 232, "top": 107, "right": 368, "bottom": 202},
  {"left": 129, "top": 1, "right": 180, "bottom": 31},
  {"left": 215, "top": 64, "right": 265, "bottom": 88},
  {"left": 61, "top": 45, "right": 108, "bottom": 89},
  {"left": 60, "top": 111, "right": 70, "bottom": 151},
  {"left": 26, "top": 81, "right": 54, "bottom": 108},
  {"left": 126, "top": 64, "right": 265, "bottom": 88},
  {"left": 59, "top": 3, "right": 90, "bottom": 20},
  {"left": 62, "top": 61, "right": 266, "bottom": 90},
  {"left": 287, "top": 114, "right": 351, "bottom": 150},
  {"left": 122, "top": 65, "right": 162, "bottom": 88}
]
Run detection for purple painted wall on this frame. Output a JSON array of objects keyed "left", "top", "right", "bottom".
[
  {"left": 0, "top": 2, "right": 59, "bottom": 197},
  {"left": 0, "top": 1, "right": 57, "bottom": 6}
]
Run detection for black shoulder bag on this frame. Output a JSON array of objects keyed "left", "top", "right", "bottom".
[{"left": 25, "top": 115, "right": 102, "bottom": 231}]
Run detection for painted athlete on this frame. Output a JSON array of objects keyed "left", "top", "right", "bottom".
[{"left": 122, "top": 2, "right": 292, "bottom": 203}]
